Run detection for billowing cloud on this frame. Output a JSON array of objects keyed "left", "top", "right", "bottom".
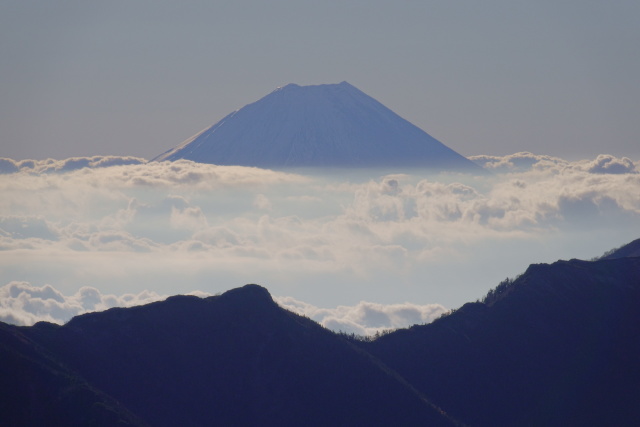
[
  {"left": 0, "top": 158, "right": 306, "bottom": 194},
  {"left": 276, "top": 296, "right": 448, "bottom": 336},
  {"left": 0, "top": 281, "right": 167, "bottom": 326},
  {"left": 470, "top": 152, "right": 637, "bottom": 175},
  {"left": 0, "top": 216, "right": 58, "bottom": 240},
  {"left": 582, "top": 154, "right": 636, "bottom": 174},
  {"left": 0, "top": 158, "right": 20, "bottom": 174},
  {"left": 469, "top": 152, "right": 569, "bottom": 173},
  {"left": 0, "top": 156, "right": 146, "bottom": 174}
]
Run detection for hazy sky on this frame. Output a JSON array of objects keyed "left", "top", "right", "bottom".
[
  {"left": 2, "top": 1, "right": 639, "bottom": 161},
  {"left": 2, "top": 2, "right": 640, "bottom": 335}
]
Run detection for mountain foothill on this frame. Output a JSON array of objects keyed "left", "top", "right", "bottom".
[{"left": 2, "top": 238, "right": 640, "bottom": 426}]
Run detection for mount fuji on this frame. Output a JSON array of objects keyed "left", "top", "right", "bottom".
[{"left": 153, "top": 82, "right": 482, "bottom": 171}]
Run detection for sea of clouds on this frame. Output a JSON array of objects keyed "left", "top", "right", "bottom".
[{"left": 1, "top": 153, "right": 638, "bottom": 334}]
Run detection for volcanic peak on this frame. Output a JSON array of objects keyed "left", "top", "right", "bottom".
[{"left": 153, "top": 82, "right": 483, "bottom": 172}]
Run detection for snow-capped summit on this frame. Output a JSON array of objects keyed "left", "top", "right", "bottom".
[{"left": 153, "top": 82, "right": 481, "bottom": 171}]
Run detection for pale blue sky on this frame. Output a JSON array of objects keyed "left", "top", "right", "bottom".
[{"left": 2, "top": 1, "right": 639, "bottom": 160}]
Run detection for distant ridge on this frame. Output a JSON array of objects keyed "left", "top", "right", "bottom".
[{"left": 153, "top": 82, "right": 483, "bottom": 172}]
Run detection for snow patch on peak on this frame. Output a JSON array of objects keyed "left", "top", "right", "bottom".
[
  {"left": 274, "top": 82, "right": 354, "bottom": 93},
  {"left": 273, "top": 83, "right": 301, "bottom": 92}
]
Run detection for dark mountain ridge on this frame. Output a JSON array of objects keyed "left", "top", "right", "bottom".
[
  {"left": 361, "top": 256, "right": 640, "bottom": 426},
  {"left": 2, "top": 241, "right": 640, "bottom": 426},
  {"left": 599, "top": 237, "right": 640, "bottom": 260},
  {"left": 6, "top": 285, "right": 454, "bottom": 426}
]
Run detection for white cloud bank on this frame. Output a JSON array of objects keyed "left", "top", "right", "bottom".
[
  {"left": 1, "top": 154, "right": 638, "bottom": 309},
  {"left": 469, "top": 152, "right": 637, "bottom": 174},
  {"left": 0, "top": 281, "right": 166, "bottom": 326},
  {"left": 277, "top": 296, "right": 447, "bottom": 336},
  {"left": 0, "top": 156, "right": 146, "bottom": 174}
]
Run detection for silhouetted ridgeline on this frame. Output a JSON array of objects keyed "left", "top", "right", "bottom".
[
  {"left": 1, "top": 239, "right": 640, "bottom": 426},
  {"left": 361, "top": 253, "right": 640, "bottom": 426},
  {"left": 1, "top": 285, "right": 455, "bottom": 426},
  {"left": 598, "top": 237, "right": 640, "bottom": 260}
]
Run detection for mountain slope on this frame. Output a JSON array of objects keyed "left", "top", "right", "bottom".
[
  {"left": 600, "top": 238, "right": 640, "bottom": 260},
  {"left": 153, "top": 82, "right": 482, "bottom": 172},
  {"left": 0, "top": 322, "right": 146, "bottom": 427},
  {"left": 362, "top": 256, "right": 640, "bottom": 426},
  {"left": 15, "top": 285, "right": 456, "bottom": 427}
]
